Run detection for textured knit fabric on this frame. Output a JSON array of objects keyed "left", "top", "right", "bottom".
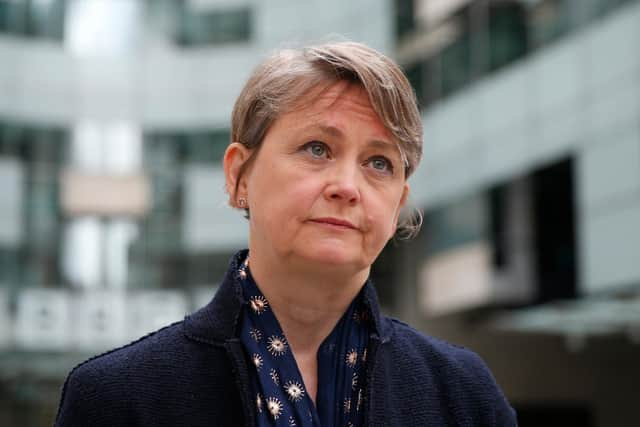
[
  {"left": 238, "top": 253, "right": 369, "bottom": 426},
  {"left": 55, "top": 250, "right": 518, "bottom": 427}
]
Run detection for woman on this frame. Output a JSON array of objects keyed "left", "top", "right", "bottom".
[{"left": 55, "top": 42, "right": 516, "bottom": 426}]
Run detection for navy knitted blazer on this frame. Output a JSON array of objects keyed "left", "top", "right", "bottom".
[{"left": 55, "top": 253, "right": 517, "bottom": 426}]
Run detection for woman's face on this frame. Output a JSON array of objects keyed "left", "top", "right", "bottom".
[{"left": 230, "top": 82, "right": 409, "bottom": 272}]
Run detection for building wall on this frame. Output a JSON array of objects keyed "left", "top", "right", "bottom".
[
  {"left": 0, "top": 3, "right": 395, "bottom": 424},
  {"left": 0, "top": 0, "right": 391, "bottom": 128},
  {"left": 390, "top": 234, "right": 639, "bottom": 427},
  {"left": 0, "top": 0, "right": 393, "bottom": 255},
  {"left": 392, "top": 3, "right": 640, "bottom": 426},
  {"left": 410, "top": 1, "right": 640, "bottom": 295}
]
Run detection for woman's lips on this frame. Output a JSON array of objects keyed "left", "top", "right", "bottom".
[{"left": 309, "top": 217, "right": 357, "bottom": 230}]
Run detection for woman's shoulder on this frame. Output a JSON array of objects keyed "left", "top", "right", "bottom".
[
  {"left": 54, "top": 320, "right": 187, "bottom": 425},
  {"left": 63, "top": 285, "right": 241, "bottom": 384},
  {"left": 74, "top": 320, "right": 187, "bottom": 374},
  {"left": 384, "top": 316, "right": 501, "bottom": 387},
  {"left": 62, "top": 320, "right": 195, "bottom": 395},
  {"left": 61, "top": 310, "right": 238, "bottom": 390},
  {"left": 382, "top": 316, "right": 517, "bottom": 425},
  {"left": 386, "top": 316, "right": 483, "bottom": 364},
  {"left": 55, "top": 317, "right": 244, "bottom": 426}
]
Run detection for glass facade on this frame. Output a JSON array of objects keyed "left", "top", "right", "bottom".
[
  {"left": 0, "top": 122, "right": 232, "bottom": 294},
  {"left": 0, "top": 122, "right": 236, "bottom": 427},
  {"left": 0, "top": 0, "right": 252, "bottom": 49},
  {"left": 135, "top": 129, "right": 232, "bottom": 289},
  {"left": 0, "top": 122, "right": 67, "bottom": 295},
  {"left": 425, "top": 193, "right": 489, "bottom": 257},
  {"left": 176, "top": 5, "right": 251, "bottom": 47},
  {"left": 0, "top": 0, "right": 66, "bottom": 41},
  {"left": 397, "top": 0, "right": 639, "bottom": 109}
]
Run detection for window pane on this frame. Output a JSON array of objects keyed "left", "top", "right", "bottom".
[
  {"left": 62, "top": 217, "right": 104, "bottom": 289},
  {"left": 27, "top": 0, "right": 66, "bottom": 41},
  {"left": 64, "top": 0, "right": 143, "bottom": 56},
  {"left": 439, "top": 33, "right": 471, "bottom": 97},
  {"left": 182, "top": 130, "right": 229, "bottom": 164},
  {"left": 404, "top": 62, "right": 425, "bottom": 107},
  {"left": 3, "top": 0, "right": 28, "bottom": 34},
  {"left": 395, "top": 0, "right": 416, "bottom": 41},
  {"left": 426, "top": 193, "right": 488, "bottom": 256},
  {"left": 0, "top": 0, "right": 66, "bottom": 42},
  {"left": 0, "top": 1, "right": 11, "bottom": 32},
  {"left": 177, "top": 7, "right": 251, "bottom": 46},
  {"left": 489, "top": 2, "right": 528, "bottom": 71},
  {"left": 105, "top": 219, "right": 138, "bottom": 289}
]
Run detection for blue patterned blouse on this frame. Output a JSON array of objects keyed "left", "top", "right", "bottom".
[{"left": 237, "top": 256, "right": 370, "bottom": 426}]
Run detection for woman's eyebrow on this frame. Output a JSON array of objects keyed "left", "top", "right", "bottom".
[
  {"left": 299, "top": 123, "right": 399, "bottom": 155},
  {"left": 366, "top": 139, "right": 397, "bottom": 152},
  {"left": 311, "top": 124, "right": 343, "bottom": 137},
  {"left": 307, "top": 124, "right": 395, "bottom": 147}
]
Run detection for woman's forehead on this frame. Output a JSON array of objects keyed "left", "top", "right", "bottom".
[
  {"left": 299, "top": 81, "right": 369, "bottom": 110},
  {"left": 282, "top": 83, "right": 392, "bottom": 139}
]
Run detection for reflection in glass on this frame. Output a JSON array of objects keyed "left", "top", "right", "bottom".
[
  {"left": 62, "top": 217, "right": 103, "bottom": 289},
  {"left": 0, "top": 0, "right": 65, "bottom": 41},
  {"left": 105, "top": 220, "right": 138, "bottom": 289},
  {"left": 70, "top": 121, "right": 142, "bottom": 174},
  {"left": 176, "top": 5, "right": 251, "bottom": 46},
  {"left": 64, "top": 0, "right": 142, "bottom": 56},
  {"left": 104, "top": 122, "right": 142, "bottom": 174},
  {"left": 62, "top": 216, "right": 142, "bottom": 290},
  {"left": 69, "top": 121, "right": 104, "bottom": 172}
]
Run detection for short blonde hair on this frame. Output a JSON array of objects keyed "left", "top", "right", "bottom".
[{"left": 230, "top": 41, "right": 423, "bottom": 237}]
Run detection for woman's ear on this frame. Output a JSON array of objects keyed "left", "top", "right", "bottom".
[{"left": 223, "top": 142, "right": 252, "bottom": 207}]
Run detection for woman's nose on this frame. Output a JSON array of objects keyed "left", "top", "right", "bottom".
[{"left": 323, "top": 163, "right": 361, "bottom": 204}]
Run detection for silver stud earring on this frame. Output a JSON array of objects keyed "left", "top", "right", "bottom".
[{"left": 238, "top": 197, "right": 247, "bottom": 208}]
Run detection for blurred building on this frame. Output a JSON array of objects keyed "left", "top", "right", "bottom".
[
  {"left": 387, "top": 0, "right": 640, "bottom": 426},
  {"left": 0, "top": 0, "right": 639, "bottom": 426},
  {"left": 0, "top": 0, "right": 390, "bottom": 424}
]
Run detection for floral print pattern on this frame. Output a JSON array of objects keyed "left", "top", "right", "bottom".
[{"left": 238, "top": 254, "right": 369, "bottom": 426}]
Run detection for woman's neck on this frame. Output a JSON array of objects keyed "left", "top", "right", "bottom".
[
  {"left": 246, "top": 248, "right": 369, "bottom": 403},
  {"left": 246, "top": 248, "right": 369, "bottom": 355}
]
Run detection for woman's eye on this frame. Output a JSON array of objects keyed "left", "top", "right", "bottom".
[
  {"left": 368, "top": 156, "right": 393, "bottom": 174},
  {"left": 304, "top": 141, "right": 328, "bottom": 158}
]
